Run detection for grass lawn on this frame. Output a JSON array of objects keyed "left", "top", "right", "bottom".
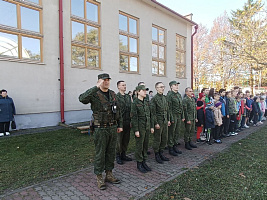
[
  {"left": 0, "top": 128, "right": 155, "bottom": 195},
  {"left": 147, "top": 125, "right": 267, "bottom": 200}
]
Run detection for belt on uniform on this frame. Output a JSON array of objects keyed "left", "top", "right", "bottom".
[{"left": 94, "top": 122, "right": 117, "bottom": 128}]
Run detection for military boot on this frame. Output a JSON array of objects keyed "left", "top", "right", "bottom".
[
  {"left": 168, "top": 146, "right": 178, "bottom": 156},
  {"left": 189, "top": 141, "right": 197, "bottom": 148},
  {"left": 185, "top": 142, "right": 192, "bottom": 150},
  {"left": 142, "top": 160, "right": 151, "bottom": 171},
  {"left": 105, "top": 170, "right": 120, "bottom": 184},
  {"left": 96, "top": 174, "right": 106, "bottom": 190},
  {"left": 173, "top": 145, "right": 182, "bottom": 154},
  {"left": 137, "top": 161, "right": 147, "bottom": 173},
  {"left": 121, "top": 151, "right": 132, "bottom": 161},
  {"left": 159, "top": 151, "right": 170, "bottom": 161},
  {"left": 116, "top": 153, "right": 123, "bottom": 165},
  {"left": 155, "top": 152, "right": 163, "bottom": 164}
]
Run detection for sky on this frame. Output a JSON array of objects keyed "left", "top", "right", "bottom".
[{"left": 157, "top": 0, "right": 250, "bottom": 29}]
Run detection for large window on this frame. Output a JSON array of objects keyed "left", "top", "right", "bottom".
[
  {"left": 176, "top": 34, "right": 186, "bottom": 78},
  {"left": 71, "top": 0, "right": 100, "bottom": 69},
  {"left": 0, "top": 0, "right": 43, "bottom": 62},
  {"left": 152, "top": 25, "right": 166, "bottom": 76},
  {"left": 119, "top": 12, "right": 139, "bottom": 73}
]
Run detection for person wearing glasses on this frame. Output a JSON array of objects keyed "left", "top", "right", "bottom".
[
  {"left": 182, "top": 87, "right": 198, "bottom": 150},
  {"left": 150, "top": 82, "right": 171, "bottom": 164}
]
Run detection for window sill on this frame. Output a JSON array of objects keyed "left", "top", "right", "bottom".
[
  {"left": 119, "top": 70, "right": 140, "bottom": 75},
  {"left": 0, "top": 57, "right": 45, "bottom": 65}
]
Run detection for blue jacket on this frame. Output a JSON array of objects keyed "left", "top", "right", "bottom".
[
  {"left": 219, "top": 96, "right": 226, "bottom": 116},
  {"left": 205, "top": 108, "right": 215, "bottom": 129},
  {"left": 0, "top": 95, "right": 16, "bottom": 122}
]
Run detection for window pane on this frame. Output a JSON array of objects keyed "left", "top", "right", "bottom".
[
  {"left": 21, "top": 36, "right": 40, "bottom": 60},
  {"left": 159, "top": 46, "right": 164, "bottom": 59},
  {"left": 119, "top": 14, "right": 127, "bottom": 32},
  {"left": 130, "top": 57, "right": 137, "bottom": 72},
  {"left": 152, "top": 27, "right": 157, "bottom": 41},
  {"left": 159, "top": 62, "right": 164, "bottom": 75},
  {"left": 119, "top": 35, "right": 128, "bottom": 51},
  {"left": 181, "top": 52, "right": 185, "bottom": 64},
  {"left": 152, "top": 44, "right": 157, "bottom": 58},
  {"left": 0, "top": 32, "right": 18, "bottom": 58},
  {"left": 72, "top": 46, "right": 85, "bottom": 65},
  {"left": 176, "top": 51, "right": 181, "bottom": 63},
  {"left": 159, "top": 30, "right": 164, "bottom": 43},
  {"left": 152, "top": 61, "right": 158, "bottom": 74},
  {"left": 21, "top": 6, "right": 39, "bottom": 32},
  {"left": 176, "top": 36, "right": 180, "bottom": 48},
  {"left": 0, "top": 1, "right": 17, "bottom": 28},
  {"left": 120, "top": 55, "right": 128, "bottom": 71},
  {"left": 87, "top": 2, "right": 98, "bottom": 22},
  {"left": 72, "top": 21, "right": 84, "bottom": 42},
  {"left": 129, "top": 38, "right": 137, "bottom": 53},
  {"left": 180, "top": 38, "right": 185, "bottom": 50},
  {"left": 87, "top": 48, "right": 99, "bottom": 68},
  {"left": 71, "top": 0, "right": 84, "bottom": 18},
  {"left": 87, "top": 26, "right": 98, "bottom": 45},
  {"left": 129, "top": 18, "right": 137, "bottom": 34},
  {"left": 176, "top": 65, "right": 186, "bottom": 78},
  {"left": 25, "top": 0, "right": 39, "bottom": 4}
]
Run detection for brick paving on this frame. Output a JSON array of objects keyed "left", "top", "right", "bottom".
[{"left": 1, "top": 123, "right": 266, "bottom": 200}]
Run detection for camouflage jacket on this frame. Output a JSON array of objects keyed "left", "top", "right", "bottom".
[
  {"left": 79, "top": 86, "right": 123, "bottom": 128},
  {"left": 131, "top": 98, "right": 153, "bottom": 132},
  {"left": 182, "top": 95, "right": 196, "bottom": 121},
  {"left": 116, "top": 92, "right": 131, "bottom": 122},
  {"left": 228, "top": 97, "right": 238, "bottom": 115},
  {"left": 150, "top": 93, "right": 170, "bottom": 125},
  {"left": 166, "top": 90, "right": 184, "bottom": 122}
]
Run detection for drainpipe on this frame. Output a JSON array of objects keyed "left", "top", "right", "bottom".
[
  {"left": 191, "top": 25, "right": 198, "bottom": 90},
  {"left": 59, "top": 0, "right": 65, "bottom": 123}
]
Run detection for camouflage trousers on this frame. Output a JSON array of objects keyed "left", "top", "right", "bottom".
[
  {"left": 168, "top": 113, "right": 183, "bottom": 147},
  {"left": 135, "top": 127, "right": 149, "bottom": 162},
  {"left": 153, "top": 120, "right": 168, "bottom": 153},
  {"left": 116, "top": 121, "right": 131, "bottom": 154},
  {"left": 93, "top": 125, "right": 117, "bottom": 175},
  {"left": 184, "top": 120, "right": 195, "bottom": 142}
]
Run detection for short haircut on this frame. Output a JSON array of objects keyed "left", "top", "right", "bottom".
[
  {"left": 219, "top": 89, "right": 226, "bottom": 94},
  {"left": 225, "top": 91, "right": 231, "bottom": 96},
  {"left": 138, "top": 82, "right": 145, "bottom": 86},
  {"left": 117, "top": 80, "right": 125, "bottom": 87},
  {"left": 245, "top": 90, "right": 250, "bottom": 94},
  {"left": 234, "top": 86, "right": 239, "bottom": 90},
  {"left": 0, "top": 89, "right": 7, "bottom": 94},
  {"left": 185, "top": 87, "right": 191, "bottom": 93},
  {"left": 201, "top": 88, "right": 207, "bottom": 93},
  {"left": 155, "top": 82, "right": 163, "bottom": 88},
  {"left": 149, "top": 91, "right": 153, "bottom": 94}
]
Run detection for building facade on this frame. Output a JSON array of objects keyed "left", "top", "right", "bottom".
[{"left": 0, "top": 0, "right": 197, "bottom": 129}]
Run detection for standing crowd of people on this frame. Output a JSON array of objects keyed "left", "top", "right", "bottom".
[{"left": 79, "top": 73, "right": 267, "bottom": 190}]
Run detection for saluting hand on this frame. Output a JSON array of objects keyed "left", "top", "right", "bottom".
[
  {"left": 97, "top": 79, "right": 104, "bottom": 88},
  {"left": 135, "top": 131, "right": 140, "bottom": 137}
]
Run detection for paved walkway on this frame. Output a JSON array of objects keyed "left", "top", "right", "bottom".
[{"left": 1, "top": 123, "right": 266, "bottom": 200}]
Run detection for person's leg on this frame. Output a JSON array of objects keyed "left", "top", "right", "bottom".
[
  {"left": 153, "top": 120, "right": 163, "bottom": 153},
  {"left": 135, "top": 129, "right": 145, "bottom": 162},
  {"left": 167, "top": 118, "right": 175, "bottom": 148},
  {"left": 105, "top": 126, "right": 117, "bottom": 172},
  {"left": 121, "top": 122, "right": 132, "bottom": 161},
  {"left": 196, "top": 126, "right": 202, "bottom": 140},
  {"left": 0, "top": 122, "right": 5, "bottom": 133},
  {"left": 4, "top": 121, "right": 10, "bottom": 133}
]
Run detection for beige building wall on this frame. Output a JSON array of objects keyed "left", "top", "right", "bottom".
[{"left": 0, "top": 0, "right": 196, "bottom": 129}]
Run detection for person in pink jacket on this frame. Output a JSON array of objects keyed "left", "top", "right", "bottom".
[{"left": 213, "top": 102, "right": 223, "bottom": 144}]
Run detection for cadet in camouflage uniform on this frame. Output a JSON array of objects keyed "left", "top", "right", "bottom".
[
  {"left": 131, "top": 85, "right": 154, "bottom": 173},
  {"left": 182, "top": 87, "right": 198, "bottom": 150},
  {"left": 166, "top": 81, "right": 184, "bottom": 156},
  {"left": 116, "top": 81, "right": 132, "bottom": 165},
  {"left": 133, "top": 82, "right": 150, "bottom": 102},
  {"left": 79, "top": 73, "right": 123, "bottom": 190},
  {"left": 150, "top": 82, "right": 171, "bottom": 163}
]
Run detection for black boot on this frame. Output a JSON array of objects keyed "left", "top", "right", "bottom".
[
  {"left": 189, "top": 141, "right": 197, "bottom": 148},
  {"left": 168, "top": 147, "right": 178, "bottom": 156},
  {"left": 121, "top": 152, "right": 132, "bottom": 161},
  {"left": 142, "top": 161, "right": 151, "bottom": 171},
  {"left": 185, "top": 142, "right": 192, "bottom": 150},
  {"left": 116, "top": 153, "right": 123, "bottom": 165},
  {"left": 173, "top": 145, "right": 182, "bottom": 154},
  {"left": 155, "top": 152, "right": 163, "bottom": 164},
  {"left": 137, "top": 162, "right": 147, "bottom": 173},
  {"left": 159, "top": 151, "right": 170, "bottom": 161}
]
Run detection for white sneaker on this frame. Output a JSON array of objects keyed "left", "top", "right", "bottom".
[
  {"left": 234, "top": 132, "right": 238, "bottom": 135},
  {"left": 0, "top": 133, "right": 4, "bottom": 137},
  {"left": 259, "top": 121, "right": 263, "bottom": 125},
  {"left": 244, "top": 124, "right": 250, "bottom": 128},
  {"left": 5, "top": 132, "right": 10, "bottom": 136},
  {"left": 230, "top": 132, "right": 236, "bottom": 136}
]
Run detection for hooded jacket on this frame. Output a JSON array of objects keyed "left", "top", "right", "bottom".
[{"left": 0, "top": 95, "right": 16, "bottom": 122}]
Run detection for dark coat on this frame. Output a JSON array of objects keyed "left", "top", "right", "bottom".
[
  {"left": 252, "top": 101, "right": 260, "bottom": 115},
  {"left": 196, "top": 107, "right": 204, "bottom": 127},
  {"left": 205, "top": 108, "right": 215, "bottom": 129},
  {"left": 0, "top": 95, "right": 16, "bottom": 122}
]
